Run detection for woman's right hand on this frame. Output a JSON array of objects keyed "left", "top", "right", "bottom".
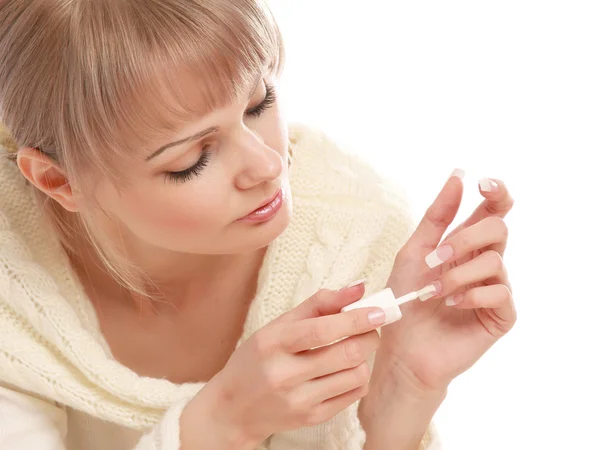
[{"left": 184, "top": 283, "right": 386, "bottom": 449}]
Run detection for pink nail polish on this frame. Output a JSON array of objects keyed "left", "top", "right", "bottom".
[
  {"left": 425, "top": 244, "right": 454, "bottom": 268},
  {"left": 368, "top": 308, "right": 387, "bottom": 325}
]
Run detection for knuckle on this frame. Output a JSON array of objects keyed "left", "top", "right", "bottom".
[
  {"left": 308, "top": 323, "right": 328, "bottom": 347},
  {"left": 263, "top": 366, "right": 287, "bottom": 391},
  {"left": 343, "top": 339, "right": 363, "bottom": 365},
  {"left": 288, "top": 392, "right": 312, "bottom": 415},
  {"left": 425, "top": 206, "right": 452, "bottom": 228},
  {"left": 312, "top": 289, "right": 335, "bottom": 306},
  {"left": 252, "top": 331, "right": 275, "bottom": 357}
]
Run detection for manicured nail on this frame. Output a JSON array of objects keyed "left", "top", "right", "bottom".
[
  {"left": 368, "top": 308, "right": 387, "bottom": 325},
  {"left": 425, "top": 244, "right": 454, "bottom": 268},
  {"left": 446, "top": 294, "right": 464, "bottom": 306},
  {"left": 449, "top": 168, "right": 465, "bottom": 180},
  {"left": 418, "top": 281, "right": 442, "bottom": 301},
  {"left": 479, "top": 178, "right": 498, "bottom": 192},
  {"left": 382, "top": 305, "right": 402, "bottom": 326},
  {"left": 343, "top": 279, "right": 366, "bottom": 290}
]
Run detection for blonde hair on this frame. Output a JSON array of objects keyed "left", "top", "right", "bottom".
[{"left": 0, "top": 0, "right": 285, "bottom": 296}]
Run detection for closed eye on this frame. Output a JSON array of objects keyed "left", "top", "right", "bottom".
[
  {"left": 245, "top": 83, "right": 276, "bottom": 118},
  {"left": 165, "top": 83, "right": 277, "bottom": 183},
  {"left": 165, "top": 146, "right": 212, "bottom": 184}
]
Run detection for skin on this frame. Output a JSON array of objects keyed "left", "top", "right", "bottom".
[
  {"left": 16, "top": 68, "right": 516, "bottom": 448},
  {"left": 361, "top": 175, "right": 516, "bottom": 449},
  {"left": 17, "top": 75, "right": 293, "bottom": 382}
]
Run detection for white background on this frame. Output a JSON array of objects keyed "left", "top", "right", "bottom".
[{"left": 271, "top": 1, "right": 600, "bottom": 449}]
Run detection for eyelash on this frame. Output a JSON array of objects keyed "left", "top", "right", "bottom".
[
  {"left": 165, "top": 148, "right": 212, "bottom": 184},
  {"left": 166, "top": 83, "right": 277, "bottom": 183},
  {"left": 245, "top": 83, "right": 277, "bottom": 118}
]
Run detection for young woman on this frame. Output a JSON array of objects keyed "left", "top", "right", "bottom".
[{"left": 0, "top": 1, "right": 516, "bottom": 449}]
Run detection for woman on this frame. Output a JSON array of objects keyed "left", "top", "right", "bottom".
[{"left": 0, "top": 0, "right": 516, "bottom": 449}]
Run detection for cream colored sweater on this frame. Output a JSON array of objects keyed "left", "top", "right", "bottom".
[{"left": 0, "top": 124, "right": 440, "bottom": 449}]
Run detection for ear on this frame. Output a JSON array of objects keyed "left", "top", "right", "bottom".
[{"left": 16, "top": 148, "right": 80, "bottom": 212}]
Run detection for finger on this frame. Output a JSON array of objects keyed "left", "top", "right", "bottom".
[
  {"left": 311, "top": 384, "right": 370, "bottom": 426},
  {"left": 472, "top": 178, "right": 514, "bottom": 221},
  {"left": 405, "top": 169, "right": 464, "bottom": 254},
  {"left": 279, "top": 306, "right": 386, "bottom": 353},
  {"left": 275, "top": 283, "right": 366, "bottom": 324},
  {"left": 446, "top": 284, "right": 516, "bottom": 331},
  {"left": 445, "top": 178, "right": 514, "bottom": 240},
  {"left": 426, "top": 250, "right": 508, "bottom": 299},
  {"left": 298, "top": 330, "right": 380, "bottom": 379},
  {"left": 302, "top": 361, "right": 371, "bottom": 405},
  {"left": 424, "top": 216, "right": 508, "bottom": 268}
]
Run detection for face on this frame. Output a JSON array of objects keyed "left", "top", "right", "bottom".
[{"left": 87, "top": 74, "right": 292, "bottom": 257}]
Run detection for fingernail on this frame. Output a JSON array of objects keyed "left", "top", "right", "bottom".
[
  {"left": 479, "top": 178, "right": 498, "bottom": 192},
  {"left": 425, "top": 244, "right": 454, "bottom": 268},
  {"left": 382, "top": 305, "right": 402, "bottom": 325},
  {"left": 368, "top": 308, "right": 387, "bottom": 325},
  {"left": 445, "top": 294, "right": 464, "bottom": 306},
  {"left": 418, "top": 281, "right": 442, "bottom": 301},
  {"left": 342, "top": 279, "right": 366, "bottom": 290},
  {"left": 449, "top": 168, "right": 465, "bottom": 180}
]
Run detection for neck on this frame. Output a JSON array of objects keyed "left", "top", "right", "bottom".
[{"left": 65, "top": 217, "right": 266, "bottom": 314}]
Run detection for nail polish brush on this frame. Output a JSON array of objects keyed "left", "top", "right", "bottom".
[{"left": 341, "top": 285, "right": 437, "bottom": 326}]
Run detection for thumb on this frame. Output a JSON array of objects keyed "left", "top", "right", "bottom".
[{"left": 405, "top": 169, "right": 465, "bottom": 254}]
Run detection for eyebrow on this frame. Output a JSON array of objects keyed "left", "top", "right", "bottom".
[
  {"left": 146, "top": 76, "right": 264, "bottom": 162},
  {"left": 146, "top": 126, "right": 220, "bottom": 161}
]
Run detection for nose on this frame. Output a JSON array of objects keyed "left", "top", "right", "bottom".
[{"left": 234, "top": 130, "right": 283, "bottom": 190}]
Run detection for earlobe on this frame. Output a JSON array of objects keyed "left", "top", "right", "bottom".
[{"left": 16, "top": 148, "right": 80, "bottom": 212}]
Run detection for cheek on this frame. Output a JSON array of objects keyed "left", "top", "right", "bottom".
[{"left": 118, "top": 184, "right": 229, "bottom": 236}]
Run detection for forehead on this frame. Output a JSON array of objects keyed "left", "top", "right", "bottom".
[{"left": 136, "top": 66, "right": 267, "bottom": 149}]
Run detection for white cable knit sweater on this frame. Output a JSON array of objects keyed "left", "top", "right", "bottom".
[{"left": 0, "top": 123, "right": 440, "bottom": 449}]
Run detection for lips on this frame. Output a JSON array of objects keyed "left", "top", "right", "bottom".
[
  {"left": 237, "top": 187, "right": 284, "bottom": 223},
  {"left": 253, "top": 189, "right": 281, "bottom": 212}
]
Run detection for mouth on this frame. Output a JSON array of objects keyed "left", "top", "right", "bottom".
[
  {"left": 256, "top": 189, "right": 281, "bottom": 211},
  {"left": 237, "top": 187, "right": 284, "bottom": 223}
]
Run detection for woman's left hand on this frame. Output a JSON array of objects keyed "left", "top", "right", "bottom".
[{"left": 374, "top": 170, "right": 516, "bottom": 398}]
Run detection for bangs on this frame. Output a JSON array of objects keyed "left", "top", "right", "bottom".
[{"left": 60, "top": 0, "right": 285, "bottom": 184}]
